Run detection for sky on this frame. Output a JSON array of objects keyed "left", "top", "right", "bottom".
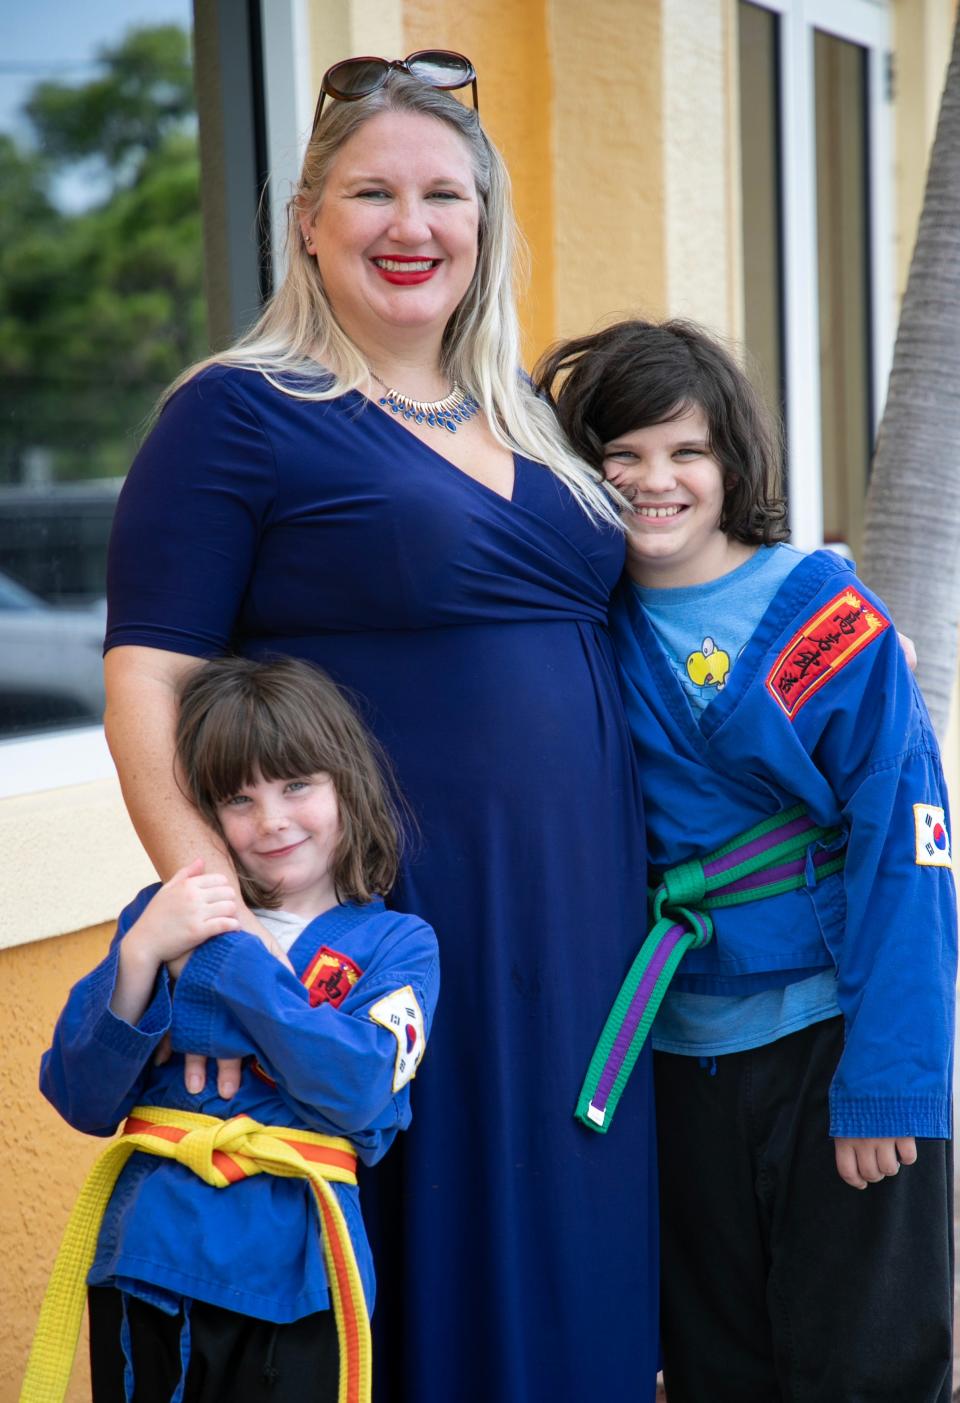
[
  {"left": 0, "top": 0, "right": 192, "bottom": 136},
  {"left": 0, "top": 0, "right": 193, "bottom": 208}
]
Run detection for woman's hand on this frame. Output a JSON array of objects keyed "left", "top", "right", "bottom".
[
  {"left": 168, "top": 915, "right": 296, "bottom": 1098},
  {"left": 896, "top": 631, "right": 918, "bottom": 673}
]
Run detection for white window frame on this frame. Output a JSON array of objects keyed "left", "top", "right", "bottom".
[
  {"left": 1, "top": 2, "right": 311, "bottom": 801},
  {"left": 744, "top": 0, "right": 893, "bottom": 549},
  {"left": 260, "top": 0, "right": 315, "bottom": 288}
]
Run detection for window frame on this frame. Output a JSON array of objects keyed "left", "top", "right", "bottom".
[{"left": 742, "top": 0, "right": 893, "bottom": 549}]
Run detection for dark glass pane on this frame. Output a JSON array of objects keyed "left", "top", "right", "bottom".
[
  {"left": 815, "top": 29, "right": 872, "bottom": 554},
  {"left": 738, "top": 2, "right": 785, "bottom": 430}
]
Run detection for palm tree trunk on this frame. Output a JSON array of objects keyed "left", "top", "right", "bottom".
[{"left": 861, "top": 13, "right": 960, "bottom": 738}]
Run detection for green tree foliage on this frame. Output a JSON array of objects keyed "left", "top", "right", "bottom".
[{"left": 0, "top": 25, "right": 206, "bottom": 483}]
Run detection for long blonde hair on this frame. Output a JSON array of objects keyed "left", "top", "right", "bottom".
[{"left": 165, "top": 73, "right": 620, "bottom": 525}]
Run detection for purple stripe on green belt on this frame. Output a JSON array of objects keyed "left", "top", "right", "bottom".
[
  {"left": 575, "top": 805, "right": 845, "bottom": 1135},
  {"left": 591, "top": 923, "right": 687, "bottom": 1109}
]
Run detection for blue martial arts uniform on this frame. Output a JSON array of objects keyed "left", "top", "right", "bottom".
[
  {"left": 610, "top": 548, "right": 956, "bottom": 1139},
  {"left": 41, "top": 893, "right": 439, "bottom": 1322}
]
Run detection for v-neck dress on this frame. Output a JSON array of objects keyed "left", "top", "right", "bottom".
[{"left": 106, "top": 366, "right": 658, "bottom": 1403}]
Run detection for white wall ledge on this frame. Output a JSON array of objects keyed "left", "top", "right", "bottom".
[{"left": 0, "top": 775, "right": 155, "bottom": 950}]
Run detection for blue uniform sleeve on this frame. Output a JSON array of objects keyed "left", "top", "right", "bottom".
[
  {"left": 170, "top": 914, "right": 440, "bottom": 1136},
  {"left": 795, "top": 597, "right": 957, "bottom": 1139},
  {"left": 105, "top": 369, "right": 277, "bottom": 658},
  {"left": 39, "top": 889, "right": 172, "bottom": 1136}
]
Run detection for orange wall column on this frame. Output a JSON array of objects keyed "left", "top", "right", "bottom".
[{"left": 403, "top": 0, "right": 557, "bottom": 365}]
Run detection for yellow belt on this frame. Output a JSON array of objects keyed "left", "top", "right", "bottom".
[{"left": 20, "top": 1106, "right": 370, "bottom": 1403}]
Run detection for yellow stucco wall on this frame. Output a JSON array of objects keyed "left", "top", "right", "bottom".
[
  {"left": 0, "top": 922, "right": 115, "bottom": 1401},
  {"left": 548, "top": 0, "right": 666, "bottom": 338}
]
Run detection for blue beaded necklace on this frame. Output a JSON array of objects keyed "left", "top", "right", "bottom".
[{"left": 371, "top": 372, "right": 480, "bottom": 433}]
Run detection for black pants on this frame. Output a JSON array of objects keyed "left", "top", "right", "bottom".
[
  {"left": 88, "top": 1286, "right": 339, "bottom": 1403},
  {"left": 655, "top": 1018, "right": 953, "bottom": 1403}
]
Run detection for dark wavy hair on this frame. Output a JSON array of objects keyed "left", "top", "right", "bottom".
[
  {"left": 176, "top": 656, "right": 400, "bottom": 908},
  {"left": 533, "top": 319, "right": 788, "bottom": 545}
]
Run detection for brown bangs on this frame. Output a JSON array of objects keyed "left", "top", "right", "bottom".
[{"left": 176, "top": 655, "right": 402, "bottom": 908}]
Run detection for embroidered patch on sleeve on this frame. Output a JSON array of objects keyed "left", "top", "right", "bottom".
[
  {"left": 251, "top": 946, "right": 366, "bottom": 1085},
  {"left": 369, "top": 986, "right": 426, "bottom": 1092},
  {"left": 302, "top": 947, "right": 364, "bottom": 1008},
  {"left": 765, "top": 587, "right": 890, "bottom": 719},
  {"left": 914, "top": 804, "right": 952, "bottom": 867}
]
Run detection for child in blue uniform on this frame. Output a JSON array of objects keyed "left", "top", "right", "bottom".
[
  {"left": 537, "top": 321, "right": 956, "bottom": 1402},
  {"left": 30, "top": 656, "right": 439, "bottom": 1403}
]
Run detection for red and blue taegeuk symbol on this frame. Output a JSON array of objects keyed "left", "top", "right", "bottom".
[{"left": 405, "top": 1024, "right": 418, "bottom": 1054}]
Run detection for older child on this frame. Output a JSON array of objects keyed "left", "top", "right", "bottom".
[
  {"left": 26, "top": 656, "right": 439, "bottom": 1403},
  {"left": 537, "top": 321, "right": 956, "bottom": 1402}
]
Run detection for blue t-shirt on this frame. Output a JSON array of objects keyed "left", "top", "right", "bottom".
[{"left": 631, "top": 544, "right": 841, "bottom": 1056}]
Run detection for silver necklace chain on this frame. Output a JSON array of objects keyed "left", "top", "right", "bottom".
[{"left": 369, "top": 371, "right": 480, "bottom": 433}]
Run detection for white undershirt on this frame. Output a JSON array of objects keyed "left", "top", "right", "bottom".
[{"left": 252, "top": 907, "right": 309, "bottom": 954}]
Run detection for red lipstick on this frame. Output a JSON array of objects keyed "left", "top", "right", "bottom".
[{"left": 370, "top": 255, "right": 440, "bottom": 286}]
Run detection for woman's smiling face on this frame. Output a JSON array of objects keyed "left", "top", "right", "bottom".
[{"left": 301, "top": 109, "right": 480, "bottom": 349}]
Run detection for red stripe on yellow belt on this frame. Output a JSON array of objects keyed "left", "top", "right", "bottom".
[{"left": 20, "top": 1107, "right": 370, "bottom": 1403}]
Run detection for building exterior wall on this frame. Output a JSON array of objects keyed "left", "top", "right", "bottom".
[
  {"left": 3, "top": 0, "right": 957, "bottom": 1390},
  {"left": 0, "top": 922, "right": 114, "bottom": 1401},
  {"left": 404, "top": 0, "right": 558, "bottom": 362}
]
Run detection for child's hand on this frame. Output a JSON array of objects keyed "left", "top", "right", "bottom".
[
  {"left": 127, "top": 858, "right": 239, "bottom": 967},
  {"left": 834, "top": 1136, "right": 917, "bottom": 1189},
  {"left": 112, "top": 860, "right": 238, "bottom": 1027}
]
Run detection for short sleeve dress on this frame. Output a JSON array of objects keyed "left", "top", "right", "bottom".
[{"left": 106, "top": 367, "right": 658, "bottom": 1403}]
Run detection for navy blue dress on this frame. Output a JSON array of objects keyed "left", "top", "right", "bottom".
[{"left": 106, "top": 367, "right": 658, "bottom": 1403}]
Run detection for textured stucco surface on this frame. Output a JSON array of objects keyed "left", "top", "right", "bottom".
[
  {"left": 549, "top": 0, "right": 666, "bottom": 337},
  {"left": 662, "top": 0, "right": 736, "bottom": 332},
  {"left": 0, "top": 779, "right": 154, "bottom": 952},
  {"left": 1, "top": 922, "right": 116, "bottom": 1402}
]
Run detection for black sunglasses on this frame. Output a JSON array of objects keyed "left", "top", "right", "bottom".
[{"left": 312, "top": 50, "right": 478, "bottom": 131}]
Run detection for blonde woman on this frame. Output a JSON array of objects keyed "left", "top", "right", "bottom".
[{"left": 104, "top": 56, "right": 658, "bottom": 1403}]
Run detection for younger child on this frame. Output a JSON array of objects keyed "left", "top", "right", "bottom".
[
  {"left": 26, "top": 656, "right": 439, "bottom": 1403},
  {"left": 537, "top": 321, "right": 956, "bottom": 1403}
]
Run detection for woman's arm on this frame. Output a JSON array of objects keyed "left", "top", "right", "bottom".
[
  {"left": 104, "top": 645, "right": 231, "bottom": 880},
  {"left": 104, "top": 645, "right": 292, "bottom": 1095}
]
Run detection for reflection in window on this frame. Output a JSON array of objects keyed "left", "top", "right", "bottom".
[
  {"left": 738, "top": 2, "right": 785, "bottom": 433},
  {"left": 0, "top": 6, "right": 204, "bottom": 737},
  {"left": 815, "top": 29, "right": 873, "bottom": 556}
]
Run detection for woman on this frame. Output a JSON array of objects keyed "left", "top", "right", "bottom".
[{"left": 104, "top": 58, "right": 657, "bottom": 1403}]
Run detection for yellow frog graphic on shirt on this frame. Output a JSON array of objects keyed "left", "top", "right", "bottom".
[{"left": 686, "top": 637, "right": 732, "bottom": 691}]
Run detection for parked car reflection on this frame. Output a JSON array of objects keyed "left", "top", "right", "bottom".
[{"left": 0, "top": 570, "right": 105, "bottom": 735}]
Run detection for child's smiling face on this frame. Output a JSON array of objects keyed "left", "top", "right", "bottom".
[
  {"left": 218, "top": 772, "right": 341, "bottom": 919},
  {"left": 602, "top": 404, "right": 753, "bottom": 588}
]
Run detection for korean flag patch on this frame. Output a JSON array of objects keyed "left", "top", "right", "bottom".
[
  {"left": 914, "top": 804, "right": 952, "bottom": 868},
  {"left": 369, "top": 986, "right": 426, "bottom": 1092}
]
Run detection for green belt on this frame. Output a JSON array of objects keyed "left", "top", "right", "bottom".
[{"left": 575, "top": 804, "right": 845, "bottom": 1133}]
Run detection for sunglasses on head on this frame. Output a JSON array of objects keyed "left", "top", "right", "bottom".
[{"left": 312, "top": 50, "right": 478, "bottom": 131}]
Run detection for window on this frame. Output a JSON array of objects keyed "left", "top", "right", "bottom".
[
  {"left": 0, "top": 2, "right": 205, "bottom": 741},
  {"left": 737, "top": 0, "right": 892, "bottom": 551}
]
